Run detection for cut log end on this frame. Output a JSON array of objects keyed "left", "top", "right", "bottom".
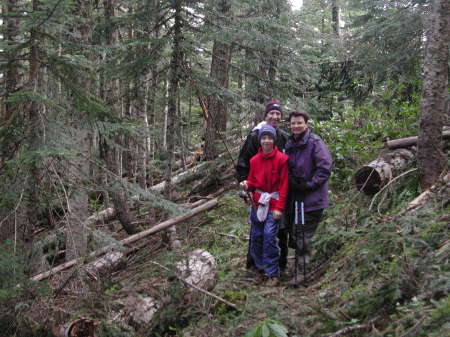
[{"left": 355, "top": 166, "right": 382, "bottom": 194}]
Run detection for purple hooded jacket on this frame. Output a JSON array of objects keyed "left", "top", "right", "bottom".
[{"left": 285, "top": 130, "right": 332, "bottom": 212}]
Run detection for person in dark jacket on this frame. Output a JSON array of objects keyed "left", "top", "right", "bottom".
[
  {"left": 236, "top": 101, "right": 290, "bottom": 273},
  {"left": 285, "top": 110, "right": 332, "bottom": 286}
]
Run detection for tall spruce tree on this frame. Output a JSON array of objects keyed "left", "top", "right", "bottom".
[{"left": 417, "top": 0, "right": 450, "bottom": 188}]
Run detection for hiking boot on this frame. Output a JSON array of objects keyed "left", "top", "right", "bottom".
[
  {"left": 265, "top": 277, "right": 279, "bottom": 287},
  {"left": 286, "top": 274, "right": 308, "bottom": 288},
  {"left": 279, "top": 268, "right": 292, "bottom": 282},
  {"left": 254, "top": 272, "right": 268, "bottom": 285}
]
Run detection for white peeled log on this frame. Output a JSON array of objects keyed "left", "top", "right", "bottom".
[
  {"left": 84, "top": 207, "right": 116, "bottom": 227},
  {"left": 85, "top": 251, "right": 126, "bottom": 278},
  {"left": 176, "top": 249, "right": 217, "bottom": 292}
]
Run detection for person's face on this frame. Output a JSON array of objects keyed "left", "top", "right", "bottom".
[
  {"left": 290, "top": 115, "right": 308, "bottom": 135},
  {"left": 265, "top": 110, "right": 282, "bottom": 128},
  {"left": 260, "top": 135, "right": 274, "bottom": 153}
]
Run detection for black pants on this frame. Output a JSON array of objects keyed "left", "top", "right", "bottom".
[{"left": 286, "top": 208, "right": 323, "bottom": 261}]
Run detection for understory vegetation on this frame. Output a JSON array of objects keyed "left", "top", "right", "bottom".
[{"left": 0, "top": 97, "right": 448, "bottom": 337}]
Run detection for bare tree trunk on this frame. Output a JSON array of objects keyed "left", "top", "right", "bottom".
[
  {"left": 162, "top": 1, "right": 183, "bottom": 250},
  {"left": 417, "top": 0, "right": 450, "bottom": 189},
  {"left": 0, "top": 0, "right": 22, "bottom": 240},
  {"left": 24, "top": 0, "right": 42, "bottom": 248},
  {"left": 101, "top": 0, "right": 137, "bottom": 235},
  {"left": 331, "top": 0, "right": 341, "bottom": 37},
  {"left": 204, "top": 20, "right": 232, "bottom": 160},
  {"left": 2, "top": 0, "right": 20, "bottom": 121},
  {"left": 63, "top": 0, "right": 95, "bottom": 263}
]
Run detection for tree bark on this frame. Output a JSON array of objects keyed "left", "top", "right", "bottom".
[
  {"left": 331, "top": 0, "right": 341, "bottom": 37},
  {"left": 161, "top": 1, "right": 184, "bottom": 249},
  {"left": 100, "top": 0, "right": 137, "bottom": 235},
  {"left": 417, "top": 0, "right": 450, "bottom": 189},
  {"left": 204, "top": 0, "right": 232, "bottom": 160},
  {"left": 24, "top": 0, "right": 42, "bottom": 246}
]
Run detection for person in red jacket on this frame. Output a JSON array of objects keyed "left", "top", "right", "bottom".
[{"left": 240, "top": 124, "right": 289, "bottom": 286}]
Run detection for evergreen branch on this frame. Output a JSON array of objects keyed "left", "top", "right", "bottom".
[
  {"left": 31, "top": 0, "right": 65, "bottom": 32},
  {"left": 369, "top": 168, "right": 417, "bottom": 213}
]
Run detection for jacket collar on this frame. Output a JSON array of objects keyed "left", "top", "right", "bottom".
[
  {"left": 258, "top": 146, "right": 278, "bottom": 159},
  {"left": 286, "top": 130, "right": 310, "bottom": 151}
]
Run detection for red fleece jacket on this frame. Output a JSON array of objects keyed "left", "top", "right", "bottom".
[{"left": 247, "top": 146, "right": 289, "bottom": 212}]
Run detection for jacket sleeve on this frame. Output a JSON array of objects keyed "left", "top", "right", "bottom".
[
  {"left": 274, "top": 157, "right": 289, "bottom": 212},
  {"left": 306, "top": 139, "right": 332, "bottom": 190},
  {"left": 235, "top": 131, "right": 259, "bottom": 182}
]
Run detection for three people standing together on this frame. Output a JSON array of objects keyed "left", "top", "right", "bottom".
[{"left": 236, "top": 101, "right": 332, "bottom": 287}]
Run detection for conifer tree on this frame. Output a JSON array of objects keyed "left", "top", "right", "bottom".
[
  {"left": 204, "top": 0, "right": 232, "bottom": 160},
  {"left": 417, "top": 0, "right": 449, "bottom": 188}
]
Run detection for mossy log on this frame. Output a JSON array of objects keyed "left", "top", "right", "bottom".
[{"left": 354, "top": 148, "right": 415, "bottom": 194}]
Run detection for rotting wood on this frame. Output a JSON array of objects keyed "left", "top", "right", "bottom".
[
  {"left": 31, "top": 199, "right": 218, "bottom": 282},
  {"left": 386, "top": 130, "right": 450, "bottom": 149},
  {"left": 51, "top": 318, "right": 95, "bottom": 337},
  {"left": 354, "top": 148, "right": 415, "bottom": 194}
]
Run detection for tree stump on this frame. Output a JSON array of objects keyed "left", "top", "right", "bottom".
[{"left": 355, "top": 148, "right": 415, "bottom": 194}]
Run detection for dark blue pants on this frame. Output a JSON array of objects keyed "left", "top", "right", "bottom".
[{"left": 249, "top": 209, "right": 280, "bottom": 278}]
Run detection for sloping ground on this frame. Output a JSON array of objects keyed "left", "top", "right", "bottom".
[
  {"left": 0, "top": 171, "right": 448, "bottom": 337},
  {"left": 176, "top": 174, "right": 449, "bottom": 336}
]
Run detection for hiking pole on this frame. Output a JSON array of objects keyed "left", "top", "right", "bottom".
[
  {"left": 294, "top": 201, "right": 299, "bottom": 285},
  {"left": 300, "top": 201, "right": 308, "bottom": 287}
]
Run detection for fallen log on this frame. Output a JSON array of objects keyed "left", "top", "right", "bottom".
[
  {"left": 150, "top": 147, "right": 238, "bottom": 193},
  {"left": 31, "top": 199, "right": 218, "bottom": 281},
  {"left": 85, "top": 251, "right": 126, "bottom": 279},
  {"left": 84, "top": 207, "right": 116, "bottom": 227},
  {"left": 51, "top": 318, "right": 95, "bottom": 337},
  {"left": 354, "top": 148, "right": 415, "bottom": 194},
  {"left": 386, "top": 130, "right": 450, "bottom": 149}
]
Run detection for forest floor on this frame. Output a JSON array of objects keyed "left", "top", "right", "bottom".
[{"left": 5, "top": 169, "right": 449, "bottom": 337}]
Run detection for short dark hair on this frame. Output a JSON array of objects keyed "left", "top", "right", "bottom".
[{"left": 288, "top": 110, "right": 309, "bottom": 123}]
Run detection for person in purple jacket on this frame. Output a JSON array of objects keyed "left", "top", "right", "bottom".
[{"left": 285, "top": 110, "right": 332, "bottom": 286}]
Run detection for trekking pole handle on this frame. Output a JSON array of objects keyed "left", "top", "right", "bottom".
[
  {"left": 301, "top": 202, "right": 304, "bottom": 226},
  {"left": 294, "top": 201, "right": 298, "bottom": 225}
]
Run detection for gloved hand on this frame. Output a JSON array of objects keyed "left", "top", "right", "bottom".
[{"left": 290, "top": 176, "right": 309, "bottom": 191}]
